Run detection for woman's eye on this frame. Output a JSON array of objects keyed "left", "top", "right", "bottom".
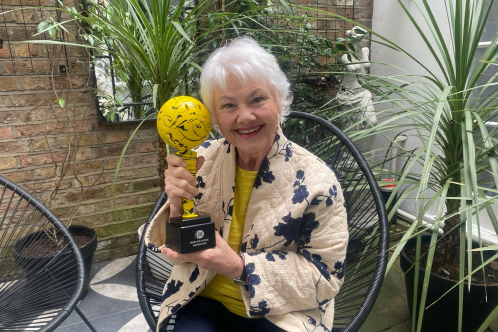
[
  {"left": 253, "top": 97, "right": 263, "bottom": 103},
  {"left": 224, "top": 103, "right": 234, "bottom": 109}
]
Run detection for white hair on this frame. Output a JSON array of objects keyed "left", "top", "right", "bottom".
[{"left": 200, "top": 36, "right": 292, "bottom": 124}]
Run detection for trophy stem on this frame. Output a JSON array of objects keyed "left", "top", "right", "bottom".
[{"left": 175, "top": 149, "right": 198, "bottom": 219}]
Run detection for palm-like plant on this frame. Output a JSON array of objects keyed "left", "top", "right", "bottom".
[
  {"left": 79, "top": 0, "right": 244, "bottom": 116},
  {"left": 34, "top": 0, "right": 274, "bottom": 186},
  {"left": 317, "top": 0, "right": 498, "bottom": 331}
]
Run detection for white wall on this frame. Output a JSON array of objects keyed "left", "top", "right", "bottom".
[
  {"left": 370, "top": 0, "right": 497, "bottom": 243},
  {"left": 370, "top": 0, "right": 451, "bottom": 217}
]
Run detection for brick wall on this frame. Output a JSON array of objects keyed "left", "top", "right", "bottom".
[
  {"left": 0, "top": 0, "right": 373, "bottom": 262},
  {"left": 0, "top": 1, "right": 161, "bottom": 262}
]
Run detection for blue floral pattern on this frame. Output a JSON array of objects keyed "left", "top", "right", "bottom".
[
  {"left": 310, "top": 185, "right": 338, "bottom": 207},
  {"left": 292, "top": 171, "right": 309, "bottom": 204},
  {"left": 187, "top": 285, "right": 201, "bottom": 299},
  {"left": 222, "top": 198, "right": 234, "bottom": 221},
  {"left": 189, "top": 266, "right": 199, "bottom": 283},
  {"left": 264, "top": 251, "right": 288, "bottom": 262},
  {"left": 195, "top": 134, "right": 222, "bottom": 151},
  {"left": 268, "top": 134, "right": 293, "bottom": 161},
  {"left": 254, "top": 158, "right": 275, "bottom": 189},
  {"left": 250, "top": 234, "right": 259, "bottom": 249},
  {"left": 273, "top": 212, "right": 302, "bottom": 247},
  {"left": 171, "top": 303, "right": 182, "bottom": 313},
  {"left": 244, "top": 263, "right": 261, "bottom": 298},
  {"left": 197, "top": 176, "right": 205, "bottom": 188},
  {"left": 249, "top": 300, "right": 271, "bottom": 316},
  {"left": 224, "top": 139, "right": 231, "bottom": 153},
  {"left": 195, "top": 176, "right": 205, "bottom": 200},
  {"left": 200, "top": 140, "right": 211, "bottom": 149},
  {"left": 161, "top": 280, "right": 184, "bottom": 302},
  {"left": 240, "top": 241, "right": 247, "bottom": 252},
  {"left": 147, "top": 242, "right": 161, "bottom": 253},
  {"left": 331, "top": 260, "right": 345, "bottom": 279},
  {"left": 299, "top": 212, "right": 319, "bottom": 246},
  {"left": 253, "top": 134, "right": 293, "bottom": 189},
  {"left": 301, "top": 249, "right": 331, "bottom": 281}
]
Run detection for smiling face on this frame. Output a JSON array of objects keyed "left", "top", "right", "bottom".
[{"left": 213, "top": 74, "right": 280, "bottom": 169}]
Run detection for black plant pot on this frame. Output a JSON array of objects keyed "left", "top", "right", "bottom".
[
  {"left": 13, "top": 225, "right": 97, "bottom": 301},
  {"left": 400, "top": 235, "right": 498, "bottom": 332},
  {"left": 69, "top": 225, "right": 97, "bottom": 299}
]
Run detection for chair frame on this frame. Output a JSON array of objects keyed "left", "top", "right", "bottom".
[
  {"left": 136, "top": 111, "right": 389, "bottom": 332},
  {"left": 0, "top": 175, "right": 86, "bottom": 332}
]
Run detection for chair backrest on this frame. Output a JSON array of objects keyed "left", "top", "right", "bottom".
[
  {"left": 136, "top": 111, "right": 389, "bottom": 332},
  {"left": 0, "top": 175, "right": 85, "bottom": 332}
]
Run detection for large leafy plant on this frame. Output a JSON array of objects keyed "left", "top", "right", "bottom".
[
  {"left": 41, "top": 0, "right": 266, "bottom": 120},
  {"left": 317, "top": 0, "right": 498, "bottom": 331},
  {"left": 253, "top": 10, "right": 343, "bottom": 114},
  {"left": 34, "top": 0, "right": 277, "bottom": 190}
]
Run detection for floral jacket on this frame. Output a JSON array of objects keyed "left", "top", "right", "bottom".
[{"left": 145, "top": 129, "right": 348, "bottom": 332}]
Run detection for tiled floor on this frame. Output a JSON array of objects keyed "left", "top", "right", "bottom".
[
  {"left": 58, "top": 253, "right": 412, "bottom": 332},
  {"left": 56, "top": 256, "right": 151, "bottom": 332}
]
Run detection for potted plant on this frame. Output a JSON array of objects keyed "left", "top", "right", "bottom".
[
  {"left": 324, "top": 0, "right": 498, "bottom": 331},
  {"left": 12, "top": 224, "right": 97, "bottom": 299},
  {"left": 0, "top": 4, "right": 101, "bottom": 298},
  {"left": 34, "top": 0, "right": 280, "bottom": 188}
]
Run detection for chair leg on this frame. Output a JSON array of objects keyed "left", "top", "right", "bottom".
[
  {"left": 42, "top": 252, "right": 98, "bottom": 332},
  {"left": 74, "top": 306, "right": 98, "bottom": 332}
]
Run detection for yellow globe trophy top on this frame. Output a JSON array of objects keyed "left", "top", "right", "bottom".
[
  {"left": 157, "top": 96, "right": 212, "bottom": 219},
  {"left": 157, "top": 96, "right": 212, "bottom": 151}
]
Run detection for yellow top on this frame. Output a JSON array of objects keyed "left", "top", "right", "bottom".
[{"left": 199, "top": 166, "right": 258, "bottom": 317}]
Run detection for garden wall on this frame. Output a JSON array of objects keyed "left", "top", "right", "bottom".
[{"left": 0, "top": 0, "right": 373, "bottom": 262}]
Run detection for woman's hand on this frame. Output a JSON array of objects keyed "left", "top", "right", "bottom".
[
  {"left": 161, "top": 231, "right": 245, "bottom": 279},
  {"left": 164, "top": 154, "right": 205, "bottom": 218}
]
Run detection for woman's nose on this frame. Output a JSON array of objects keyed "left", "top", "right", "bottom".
[{"left": 237, "top": 105, "right": 256, "bottom": 123}]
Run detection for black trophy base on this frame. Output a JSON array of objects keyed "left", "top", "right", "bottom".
[{"left": 166, "top": 215, "right": 215, "bottom": 254}]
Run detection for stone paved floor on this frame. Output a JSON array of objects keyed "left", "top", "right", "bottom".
[
  {"left": 358, "top": 253, "right": 411, "bottom": 332},
  {"left": 59, "top": 254, "right": 416, "bottom": 332},
  {"left": 56, "top": 256, "right": 151, "bottom": 332}
]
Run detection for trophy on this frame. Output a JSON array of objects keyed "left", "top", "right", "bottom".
[{"left": 157, "top": 96, "right": 215, "bottom": 254}]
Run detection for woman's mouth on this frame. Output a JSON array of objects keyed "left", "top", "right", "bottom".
[{"left": 235, "top": 125, "right": 263, "bottom": 138}]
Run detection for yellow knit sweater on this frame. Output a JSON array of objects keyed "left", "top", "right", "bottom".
[{"left": 200, "top": 166, "right": 258, "bottom": 317}]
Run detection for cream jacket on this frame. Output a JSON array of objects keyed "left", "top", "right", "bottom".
[{"left": 145, "top": 129, "right": 348, "bottom": 332}]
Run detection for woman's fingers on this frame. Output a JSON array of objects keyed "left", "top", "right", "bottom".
[
  {"left": 165, "top": 179, "right": 197, "bottom": 200},
  {"left": 165, "top": 170, "right": 198, "bottom": 197},
  {"left": 165, "top": 156, "right": 196, "bottom": 187},
  {"left": 166, "top": 153, "right": 186, "bottom": 167},
  {"left": 161, "top": 247, "right": 182, "bottom": 261},
  {"left": 165, "top": 155, "right": 197, "bottom": 187},
  {"left": 168, "top": 166, "right": 197, "bottom": 187},
  {"left": 164, "top": 153, "right": 202, "bottom": 218}
]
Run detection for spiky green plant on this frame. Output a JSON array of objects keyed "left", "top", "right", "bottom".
[
  {"left": 311, "top": 0, "right": 498, "bottom": 331},
  {"left": 31, "top": 0, "right": 278, "bottom": 186}
]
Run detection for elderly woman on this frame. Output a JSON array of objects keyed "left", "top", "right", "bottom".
[{"left": 145, "top": 37, "right": 348, "bottom": 332}]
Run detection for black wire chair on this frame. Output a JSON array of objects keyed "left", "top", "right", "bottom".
[
  {"left": 0, "top": 175, "right": 91, "bottom": 332},
  {"left": 136, "top": 111, "right": 389, "bottom": 332}
]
